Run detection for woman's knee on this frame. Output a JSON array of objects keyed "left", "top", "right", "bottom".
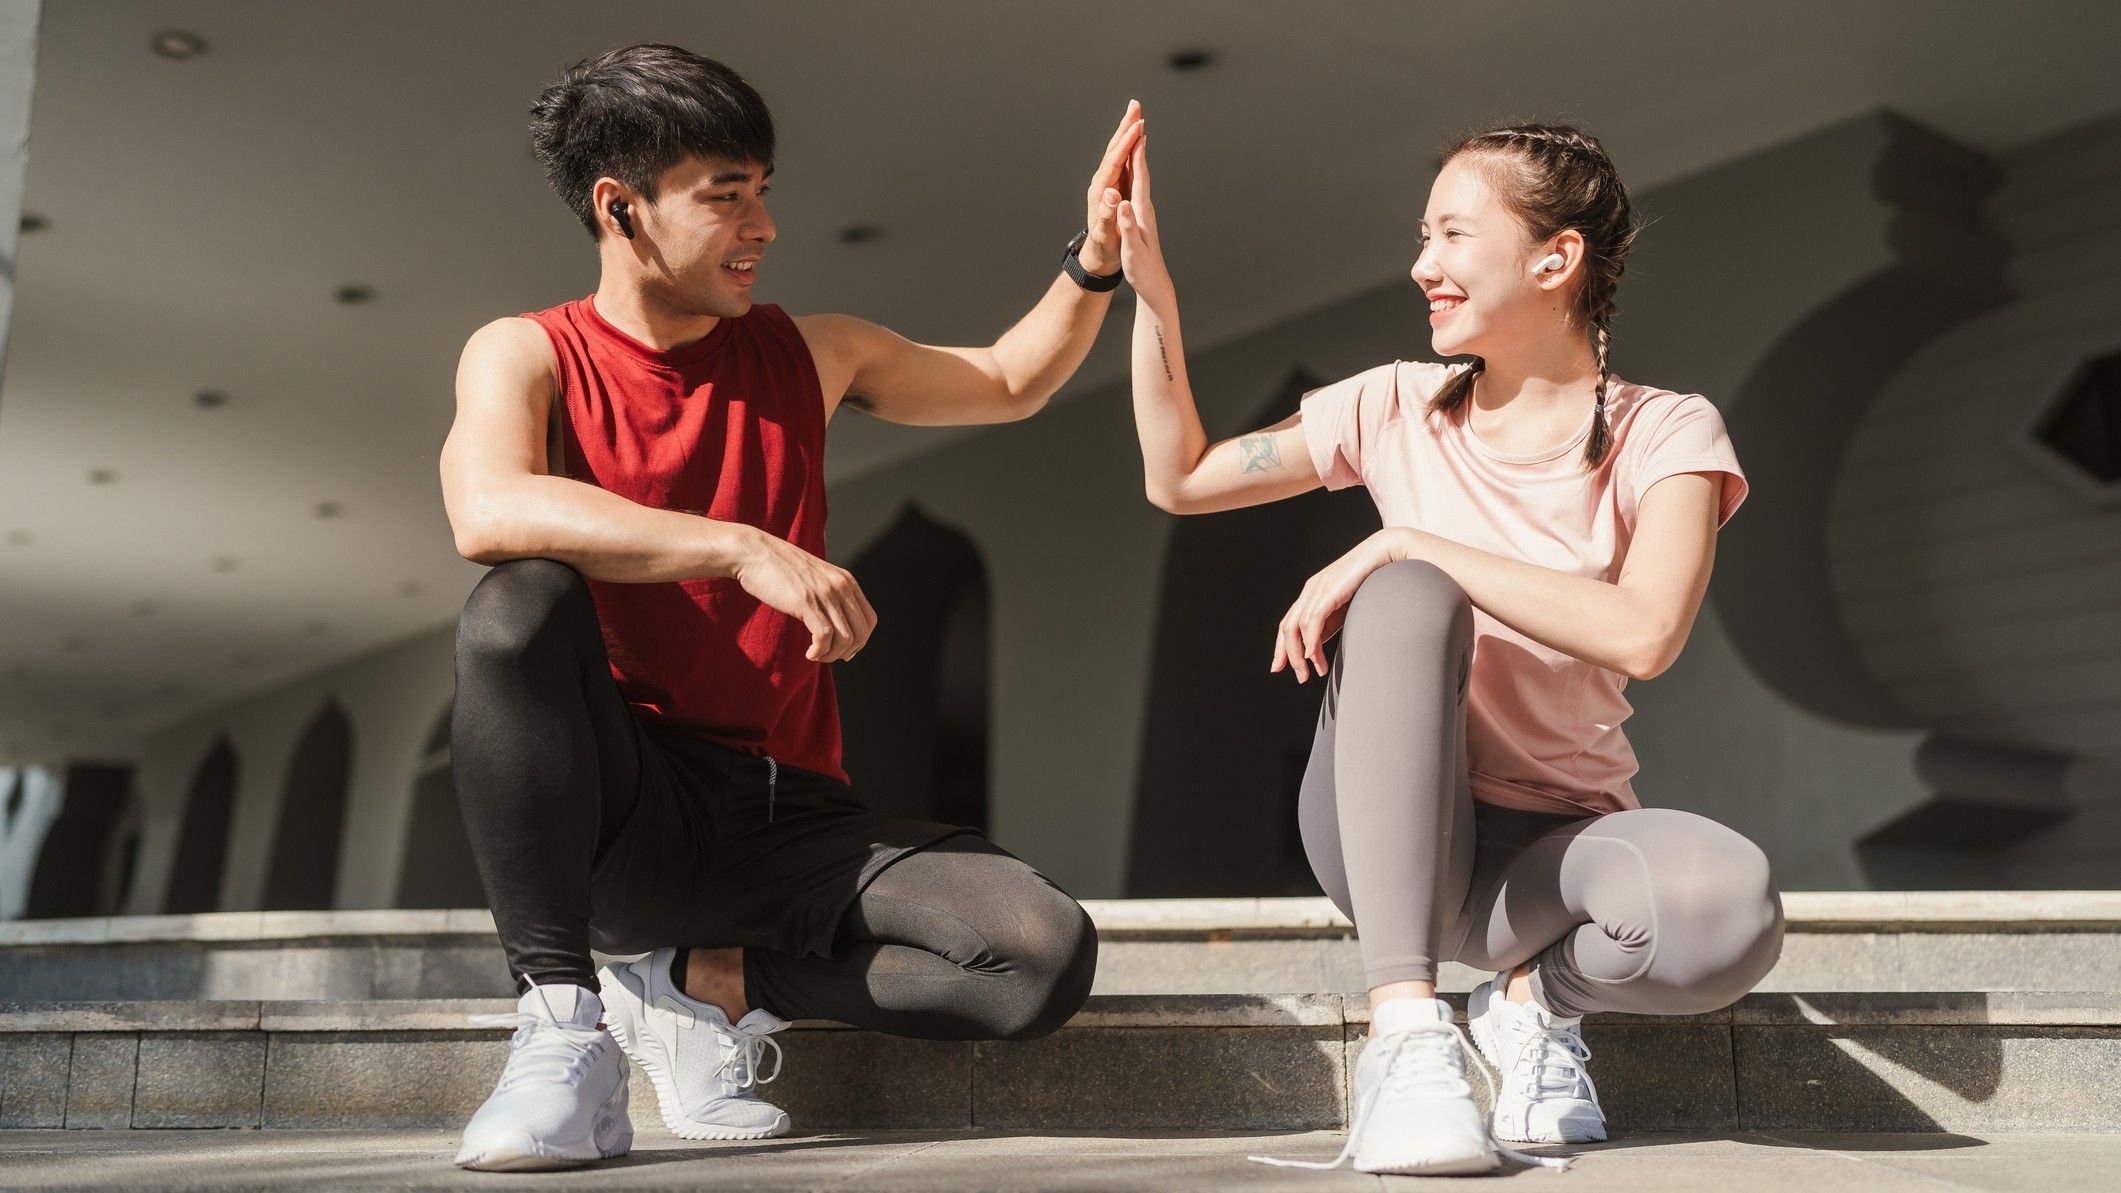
[
  {"left": 457, "top": 558, "right": 593, "bottom": 667},
  {"left": 1641, "top": 814, "right": 1785, "bottom": 998},
  {"left": 1341, "top": 560, "right": 1472, "bottom": 657}
]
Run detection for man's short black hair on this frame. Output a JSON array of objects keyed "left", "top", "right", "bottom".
[{"left": 529, "top": 44, "right": 776, "bottom": 240}]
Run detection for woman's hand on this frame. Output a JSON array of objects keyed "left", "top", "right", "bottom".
[
  {"left": 1272, "top": 531, "right": 1404, "bottom": 683},
  {"left": 1076, "top": 101, "right": 1143, "bottom": 276},
  {"left": 1115, "top": 135, "right": 1177, "bottom": 312}
]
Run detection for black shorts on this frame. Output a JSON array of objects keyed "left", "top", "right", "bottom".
[{"left": 586, "top": 718, "right": 978, "bottom": 960}]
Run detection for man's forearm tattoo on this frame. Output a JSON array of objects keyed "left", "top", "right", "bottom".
[
  {"left": 1154, "top": 325, "right": 1174, "bottom": 381},
  {"left": 1239, "top": 433, "right": 1284, "bottom": 474}
]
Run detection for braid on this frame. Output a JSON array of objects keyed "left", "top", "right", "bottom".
[{"left": 1586, "top": 321, "right": 1614, "bottom": 468}]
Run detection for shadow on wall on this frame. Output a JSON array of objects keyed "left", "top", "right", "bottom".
[
  {"left": 835, "top": 504, "right": 992, "bottom": 834},
  {"left": 396, "top": 701, "right": 485, "bottom": 909},
  {"left": 1125, "top": 369, "right": 1382, "bottom": 898}
]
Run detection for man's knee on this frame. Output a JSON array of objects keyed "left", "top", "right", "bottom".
[
  {"left": 1342, "top": 560, "right": 1472, "bottom": 657},
  {"left": 994, "top": 895, "right": 1098, "bottom": 1041},
  {"left": 457, "top": 558, "right": 592, "bottom": 666}
]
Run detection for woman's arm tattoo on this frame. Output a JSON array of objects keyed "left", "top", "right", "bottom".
[{"left": 1239, "top": 433, "right": 1284, "bottom": 473}]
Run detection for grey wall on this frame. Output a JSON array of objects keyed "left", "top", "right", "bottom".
[{"left": 110, "top": 105, "right": 2121, "bottom": 911}]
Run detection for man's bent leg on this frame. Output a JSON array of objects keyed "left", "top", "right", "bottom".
[
  {"left": 453, "top": 558, "right": 645, "bottom": 990},
  {"left": 744, "top": 836, "right": 1098, "bottom": 1041}
]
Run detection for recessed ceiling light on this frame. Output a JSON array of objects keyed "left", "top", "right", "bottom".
[
  {"left": 150, "top": 30, "right": 207, "bottom": 60},
  {"left": 1167, "top": 48, "right": 1214, "bottom": 71},
  {"left": 838, "top": 225, "right": 884, "bottom": 245},
  {"left": 88, "top": 468, "right": 117, "bottom": 485},
  {"left": 210, "top": 555, "right": 238, "bottom": 573},
  {"left": 18, "top": 213, "right": 46, "bottom": 234},
  {"left": 334, "top": 284, "right": 376, "bottom": 305},
  {"left": 193, "top": 389, "right": 228, "bottom": 409},
  {"left": 314, "top": 501, "right": 342, "bottom": 519},
  {"left": 4, "top": 530, "right": 27, "bottom": 547}
]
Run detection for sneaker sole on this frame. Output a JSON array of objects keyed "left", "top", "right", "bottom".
[
  {"left": 600, "top": 966, "right": 792, "bottom": 1142},
  {"left": 1355, "top": 1149, "right": 1502, "bottom": 1176},
  {"left": 1468, "top": 981, "right": 1607, "bottom": 1145}
]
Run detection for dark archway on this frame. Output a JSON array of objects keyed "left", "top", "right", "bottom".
[
  {"left": 165, "top": 737, "right": 238, "bottom": 913},
  {"left": 261, "top": 700, "right": 354, "bottom": 910},
  {"left": 25, "top": 763, "right": 134, "bottom": 918},
  {"left": 1125, "top": 369, "right": 1382, "bottom": 897},
  {"left": 835, "top": 505, "right": 992, "bottom": 833},
  {"left": 396, "top": 701, "right": 487, "bottom": 909}
]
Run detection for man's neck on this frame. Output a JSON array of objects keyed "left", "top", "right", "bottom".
[{"left": 592, "top": 278, "right": 723, "bottom": 353}]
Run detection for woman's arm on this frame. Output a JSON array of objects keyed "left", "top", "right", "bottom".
[
  {"left": 1274, "top": 472, "right": 1724, "bottom": 682},
  {"left": 1118, "top": 135, "right": 1322, "bottom": 514}
]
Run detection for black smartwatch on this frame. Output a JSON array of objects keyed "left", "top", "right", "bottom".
[{"left": 1061, "top": 227, "right": 1122, "bottom": 292}]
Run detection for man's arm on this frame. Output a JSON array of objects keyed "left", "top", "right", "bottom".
[
  {"left": 439, "top": 317, "right": 877, "bottom": 661},
  {"left": 795, "top": 102, "right": 1144, "bottom": 427}
]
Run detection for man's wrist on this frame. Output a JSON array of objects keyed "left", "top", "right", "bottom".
[{"left": 1075, "top": 238, "right": 1119, "bottom": 277}]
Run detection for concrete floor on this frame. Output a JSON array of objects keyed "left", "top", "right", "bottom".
[{"left": 0, "top": 1128, "right": 2110, "bottom": 1190}]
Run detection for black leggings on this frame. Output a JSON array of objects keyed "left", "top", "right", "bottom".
[{"left": 450, "top": 558, "right": 1095, "bottom": 1041}]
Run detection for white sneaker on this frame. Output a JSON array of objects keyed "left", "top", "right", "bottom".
[
  {"left": 598, "top": 948, "right": 792, "bottom": 1140},
  {"left": 455, "top": 982, "right": 633, "bottom": 1171},
  {"left": 1469, "top": 975, "right": 1608, "bottom": 1144},
  {"left": 1253, "top": 997, "right": 1503, "bottom": 1176}
]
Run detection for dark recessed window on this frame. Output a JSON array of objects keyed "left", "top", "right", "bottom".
[
  {"left": 1167, "top": 49, "right": 1214, "bottom": 71},
  {"left": 2038, "top": 351, "right": 2121, "bottom": 484}
]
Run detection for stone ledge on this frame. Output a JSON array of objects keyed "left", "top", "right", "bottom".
[
  {"left": 7, "top": 991, "right": 2118, "bottom": 1035},
  {"left": 11, "top": 892, "right": 2121, "bottom": 948}
]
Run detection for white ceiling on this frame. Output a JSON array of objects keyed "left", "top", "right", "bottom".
[{"left": 2, "top": 0, "right": 2115, "bottom": 764}]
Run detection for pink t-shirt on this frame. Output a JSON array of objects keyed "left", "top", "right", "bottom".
[{"left": 1301, "top": 360, "right": 1747, "bottom": 816}]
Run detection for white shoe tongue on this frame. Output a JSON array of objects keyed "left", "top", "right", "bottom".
[{"left": 522, "top": 983, "right": 603, "bottom": 1028}]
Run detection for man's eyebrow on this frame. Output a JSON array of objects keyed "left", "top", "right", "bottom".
[{"left": 707, "top": 165, "right": 775, "bottom": 186}]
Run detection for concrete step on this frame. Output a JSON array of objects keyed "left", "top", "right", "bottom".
[
  {"left": 7, "top": 1128, "right": 2116, "bottom": 1192},
  {"left": 3, "top": 893, "right": 2117, "bottom": 1000},
  {"left": 2, "top": 991, "right": 2115, "bottom": 1135}
]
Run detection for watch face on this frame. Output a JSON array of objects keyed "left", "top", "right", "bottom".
[{"left": 1066, "top": 228, "right": 1088, "bottom": 253}]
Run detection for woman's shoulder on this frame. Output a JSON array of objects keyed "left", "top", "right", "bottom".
[{"left": 1606, "top": 378, "right": 1724, "bottom": 433}]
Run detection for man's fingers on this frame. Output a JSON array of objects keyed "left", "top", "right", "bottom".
[{"left": 1094, "top": 109, "right": 1145, "bottom": 193}]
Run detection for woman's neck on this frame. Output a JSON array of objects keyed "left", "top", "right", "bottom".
[{"left": 1471, "top": 337, "right": 1601, "bottom": 416}]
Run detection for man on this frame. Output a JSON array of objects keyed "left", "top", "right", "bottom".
[{"left": 438, "top": 44, "right": 1138, "bottom": 1171}]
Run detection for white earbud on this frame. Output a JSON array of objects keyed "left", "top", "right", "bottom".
[{"left": 1533, "top": 253, "right": 1565, "bottom": 276}]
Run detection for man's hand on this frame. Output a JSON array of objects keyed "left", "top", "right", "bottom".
[
  {"left": 729, "top": 529, "right": 879, "bottom": 663},
  {"left": 1078, "top": 100, "right": 1144, "bottom": 276}
]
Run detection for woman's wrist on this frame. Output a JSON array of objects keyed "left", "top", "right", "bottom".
[{"left": 1374, "top": 527, "right": 1424, "bottom": 565}]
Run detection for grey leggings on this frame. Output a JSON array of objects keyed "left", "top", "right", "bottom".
[{"left": 1298, "top": 561, "right": 1786, "bottom": 1018}]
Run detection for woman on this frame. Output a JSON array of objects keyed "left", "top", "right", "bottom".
[{"left": 1113, "top": 122, "right": 1785, "bottom": 1176}]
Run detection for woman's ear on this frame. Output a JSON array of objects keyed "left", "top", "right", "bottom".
[{"left": 1533, "top": 229, "right": 1587, "bottom": 289}]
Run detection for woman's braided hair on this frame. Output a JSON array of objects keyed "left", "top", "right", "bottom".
[{"left": 1425, "top": 124, "right": 1640, "bottom": 470}]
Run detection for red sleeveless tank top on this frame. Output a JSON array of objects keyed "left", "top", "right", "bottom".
[{"left": 522, "top": 295, "right": 844, "bottom": 781}]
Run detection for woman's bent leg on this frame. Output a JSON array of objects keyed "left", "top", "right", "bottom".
[
  {"left": 1298, "top": 561, "right": 1479, "bottom": 990},
  {"left": 1456, "top": 807, "right": 1786, "bottom": 1017}
]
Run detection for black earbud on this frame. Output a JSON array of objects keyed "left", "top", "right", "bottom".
[{"left": 609, "top": 200, "right": 634, "bottom": 240}]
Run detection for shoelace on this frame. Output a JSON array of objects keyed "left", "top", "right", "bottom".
[
  {"left": 466, "top": 1011, "right": 606, "bottom": 1091},
  {"left": 1514, "top": 1020, "right": 1599, "bottom": 1106},
  {"left": 1249, "top": 1020, "right": 1570, "bottom": 1172},
  {"left": 710, "top": 1019, "right": 785, "bottom": 1091}
]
